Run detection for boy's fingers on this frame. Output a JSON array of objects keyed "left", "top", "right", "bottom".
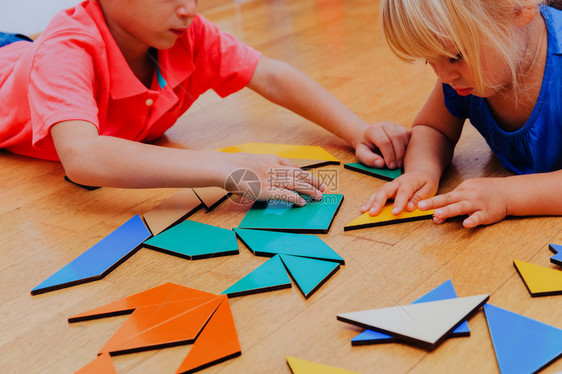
[
  {"left": 367, "top": 128, "right": 396, "bottom": 169},
  {"left": 263, "top": 187, "right": 306, "bottom": 206},
  {"left": 356, "top": 144, "right": 385, "bottom": 168},
  {"left": 407, "top": 185, "right": 437, "bottom": 211}
]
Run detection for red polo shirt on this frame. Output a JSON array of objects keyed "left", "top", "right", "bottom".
[{"left": 0, "top": 1, "right": 260, "bottom": 161}]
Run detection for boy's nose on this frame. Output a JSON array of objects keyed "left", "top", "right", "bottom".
[{"left": 177, "top": 0, "right": 198, "bottom": 19}]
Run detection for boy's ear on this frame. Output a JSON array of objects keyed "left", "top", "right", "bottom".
[{"left": 514, "top": 6, "right": 536, "bottom": 26}]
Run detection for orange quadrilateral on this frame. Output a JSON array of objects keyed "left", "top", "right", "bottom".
[
  {"left": 100, "top": 296, "right": 223, "bottom": 354},
  {"left": 177, "top": 295, "right": 241, "bottom": 374},
  {"left": 68, "top": 283, "right": 216, "bottom": 322}
]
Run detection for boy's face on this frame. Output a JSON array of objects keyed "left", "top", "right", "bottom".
[{"left": 99, "top": 0, "right": 198, "bottom": 52}]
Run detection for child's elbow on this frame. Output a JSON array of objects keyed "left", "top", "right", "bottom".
[{"left": 58, "top": 144, "right": 101, "bottom": 186}]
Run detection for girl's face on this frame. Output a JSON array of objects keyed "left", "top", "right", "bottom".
[
  {"left": 99, "top": 0, "right": 198, "bottom": 53},
  {"left": 426, "top": 42, "right": 515, "bottom": 98}
]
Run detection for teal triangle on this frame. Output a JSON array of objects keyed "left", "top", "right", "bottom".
[
  {"left": 344, "top": 163, "right": 402, "bottom": 181},
  {"left": 550, "top": 243, "right": 562, "bottom": 266},
  {"left": 352, "top": 279, "right": 470, "bottom": 345},
  {"left": 484, "top": 303, "right": 562, "bottom": 374},
  {"left": 233, "top": 228, "right": 344, "bottom": 264},
  {"left": 144, "top": 220, "right": 238, "bottom": 259},
  {"left": 221, "top": 255, "right": 292, "bottom": 297},
  {"left": 279, "top": 254, "right": 340, "bottom": 298}
]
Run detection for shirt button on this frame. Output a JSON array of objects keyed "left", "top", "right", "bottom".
[{"left": 145, "top": 98, "right": 154, "bottom": 106}]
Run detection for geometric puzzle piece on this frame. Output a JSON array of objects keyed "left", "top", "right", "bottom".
[
  {"left": 192, "top": 187, "right": 229, "bottom": 211},
  {"left": 352, "top": 279, "right": 470, "bottom": 345},
  {"left": 68, "top": 283, "right": 216, "bottom": 322},
  {"left": 550, "top": 243, "right": 562, "bottom": 266},
  {"left": 344, "top": 163, "right": 402, "bottom": 181},
  {"left": 237, "top": 194, "right": 344, "bottom": 234},
  {"left": 143, "top": 220, "right": 239, "bottom": 260},
  {"left": 99, "top": 296, "right": 223, "bottom": 355},
  {"left": 217, "top": 142, "right": 340, "bottom": 163},
  {"left": 289, "top": 158, "right": 340, "bottom": 169},
  {"left": 280, "top": 254, "right": 340, "bottom": 298},
  {"left": 513, "top": 260, "right": 562, "bottom": 297},
  {"left": 234, "top": 228, "right": 345, "bottom": 264},
  {"left": 31, "top": 215, "right": 152, "bottom": 295},
  {"left": 96, "top": 296, "right": 219, "bottom": 354},
  {"left": 221, "top": 255, "right": 292, "bottom": 297},
  {"left": 142, "top": 189, "right": 202, "bottom": 235},
  {"left": 286, "top": 356, "right": 360, "bottom": 374},
  {"left": 344, "top": 203, "right": 434, "bottom": 231},
  {"left": 337, "top": 294, "right": 489, "bottom": 350},
  {"left": 483, "top": 303, "right": 562, "bottom": 374},
  {"left": 176, "top": 296, "right": 241, "bottom": 374},
  {"left": 75, "top": 352, "right": 117, "bottom": 374}
]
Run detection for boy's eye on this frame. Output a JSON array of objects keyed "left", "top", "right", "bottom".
[{"left": 448, "top": 53, "right": 463, "bottom": 64}]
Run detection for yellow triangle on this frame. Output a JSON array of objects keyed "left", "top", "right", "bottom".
[
  {"left": 344, "top": 203, "right": 434, "bottom": 230},
  {"left": 216, "top": 143, "right": 339, "bottom": 162},
  {"left": 286, "top": 356, "right": 360, "bottom": 374},
  {"left": 513, "top": 260, "right": 562, "bottom": 295}
]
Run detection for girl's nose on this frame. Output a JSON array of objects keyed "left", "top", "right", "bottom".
[{"left": 432, "top": 61, "right": 460, "bottom": 86}]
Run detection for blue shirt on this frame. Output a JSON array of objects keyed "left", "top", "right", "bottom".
[{"left": 443, "top": 6, "right": 562, "bottom": 175}]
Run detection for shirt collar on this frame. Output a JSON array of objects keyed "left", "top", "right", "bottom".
[{"left": 84, "top": 1, "right": 195, "bottom": 99}]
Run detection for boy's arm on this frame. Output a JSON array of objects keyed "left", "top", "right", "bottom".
[
  {"left": 246, "top": 56, "right": 410, "bottom": 169},
  {"left": 50, "top": 120, "right": 323, "bottom": 205}
]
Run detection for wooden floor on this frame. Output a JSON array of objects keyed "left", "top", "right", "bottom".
[{"left": 1, "top": 0, "right": 561, "bottom": 373}]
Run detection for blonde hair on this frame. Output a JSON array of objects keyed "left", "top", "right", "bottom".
[{"left": 380, "top": 0, "right": 545, "bottom": 93}]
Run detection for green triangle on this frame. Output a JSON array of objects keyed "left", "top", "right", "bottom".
[
  {"left": 234, "top": 228, "right": 344, "bottom": 264},
  {"left": 144, "top": 220, "right": 238, "bottom": 260},
  {"left": 280, "top": 254, "right": 340, "bottom": 298},
  {"left": 221, "top": 255, "right": 292, "bottom": 297},
  {"left": 344, "top": 163, "right": 402, "bottom": 181}
]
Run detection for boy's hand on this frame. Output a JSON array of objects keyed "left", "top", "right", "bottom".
[
  {"left": 418, "top": 178, "right": 509, "bottom": 228},
  {"left": 360, "top": 171, "right": 439, "bottom": 216},
  {"left": 224, "top": 153, "right": 325, "bottom": 206},
  {"left": 354, "top": 122, "right": 410, "bottom": 170}
]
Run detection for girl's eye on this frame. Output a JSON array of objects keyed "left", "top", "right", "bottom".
[{"left": 448, "top": 53, "right": 463, "bottom": 64}]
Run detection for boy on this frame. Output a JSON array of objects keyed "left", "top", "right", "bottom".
[{"left": 0, "top": 0, "right": 409, "bottom": 205}]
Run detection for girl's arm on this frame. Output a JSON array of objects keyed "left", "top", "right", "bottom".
[
  {"left": 361, "top": 81, "right": 464, "bottom": 215},
  {"left": 50, "top": 120, "right": 323, "bottom": 205},
  {"left": 419, "top": 170, "right": 562, "bottom": 228},
  {"left": 247, "top": 56, "right": 410, "bottom": 169}
]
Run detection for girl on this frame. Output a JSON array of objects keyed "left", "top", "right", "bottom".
[
  {"left": 361, "top": 0, "right": 562, "bottom": 227},
  {"left": 0, "top": 0, "right": 410, "bottom": 206}
]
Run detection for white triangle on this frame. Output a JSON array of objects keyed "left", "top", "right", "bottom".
[{"left": 337, "top": 294, "right": 489, "bottom": 349}]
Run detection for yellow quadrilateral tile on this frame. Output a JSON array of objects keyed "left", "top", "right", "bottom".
[
  {"left": 286, "top": 356, "right": 360, "bottom": 374},
  {"left": 344, "top": 204, "right": 434, "bottom": 231},
  {"left": 513, "top": 260, "right": 562, "bottom": 296},
  {"left": 216, "top": 143, "right": 339, "bottom": 163}
]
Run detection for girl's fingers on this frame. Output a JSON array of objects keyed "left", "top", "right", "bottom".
[
  {"left": 433, "top": 200, "right": 473, "bottom": 220},
  {"left": 419, "top": 192, "right": 458, "bottom": 211},
  {"left": 262, "top": 186, "right": 307, "bottom": 206}
]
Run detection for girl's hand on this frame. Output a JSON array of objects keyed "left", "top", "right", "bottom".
[
  {"left": 360, "top": 171, "right": 439, "bottom": 216},
  {"left": 223, "top": 153, "right": 325, "bottom": 206},
  {"left": 354, "top": 122, "right": 411, "bottom": 170},
  {"left": 418, "top": 178, "right": 508, "bottom": 228}
]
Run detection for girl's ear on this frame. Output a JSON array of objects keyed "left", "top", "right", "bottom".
[{"left": 514, "top": 6, "right": 536, "bottom": 26}]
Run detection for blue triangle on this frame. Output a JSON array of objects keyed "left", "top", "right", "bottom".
[
  {"left": 352, "top": 280, "right": 470, "bottom": 345},
  {"left": 221, "top": 255, "right": 292, "bottom": 297},
  {"left": 233, "top": 228, "right": 344, "bottom": 264},
  {"left": 550, "top": 243, "right": 562, "bottom": 266},
  {"left": 279, "top": 254, "right": 340, "bottom": 298},
  {"left": 484, "top": 303, "right": 562, "bottom": 374},
  {"left": 31, "top": 215, "right": 151, "bottom": 295}
]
